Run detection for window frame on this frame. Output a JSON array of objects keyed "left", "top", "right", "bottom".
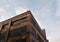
[
  {"left": 31, "top": 27, "right": 36, "bottom": 38},
  {"left": 9, "top": 26, "right": 27, "bottom": 37},
  {"left": 2, "top": 24, "right": 8, "bottom": 29},
  {"left": 11, "top": 17, "right": 27, "bottom": 26}
]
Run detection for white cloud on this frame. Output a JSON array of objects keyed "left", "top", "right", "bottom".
[
  {"left": 48, "top": 35, "right": 60, "bottom": 42},
  {"left": 16, "top": 7, "right": 28, "bottom": 14},
  {"left": 47, "top": 20, "right": 60, "bottom": 42},
  {"left": 0, "top": 0, "right": 28, "bottom": 22},
  {"left": 39, "top": 7, "right": 51, "bottom": 18},
  {"left": 0, "top": 8, "right": 8, "bottom": 22},
  {"left": 55, "top": 21, "right": 60, "bottom": 29},
  {"left": 56, "top": 0, "right": 60, "bottom": 16}
]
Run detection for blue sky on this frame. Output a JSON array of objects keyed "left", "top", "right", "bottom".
[{"left": 0, "top": 0, "right": 60, "bottom": 42}]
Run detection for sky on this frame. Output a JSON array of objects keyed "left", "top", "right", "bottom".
[{"left": 0, "top": 0, "right": 60, "bottom": 42}]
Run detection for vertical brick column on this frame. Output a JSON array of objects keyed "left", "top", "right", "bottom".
[
  {"left": 0, "top": 22, "right": 2, "bottom": 32},
  {"left": 5, "top": 19, "right": 11, "bottom": 42}
]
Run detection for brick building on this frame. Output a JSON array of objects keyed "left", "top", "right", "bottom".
[{"left": 0, "top": 11, "right": 48, "bottom": 42}]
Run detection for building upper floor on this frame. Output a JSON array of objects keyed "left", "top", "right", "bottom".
[{"left": 0, "top": 11, "right": 48, "bottom": 42}]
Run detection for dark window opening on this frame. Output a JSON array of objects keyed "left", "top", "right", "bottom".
[
  {"left": 0, "top": 32, "right": 6, "bottom": 40},
  {"left": 31, "top": 28, "right": 36, "bottom": 37},
  {"left": 11, "top": 38, "right": 26, "bottom": 42},
  {"left": 37, "top": 34, "right": 44, "bottom": 42},
  {"left": 9, "top": 26, "right": 27, "bottom": 37},
  {"left": 32, "top": 39, "right": 35, "bottom": 42},
  {"left": 11, "top": 17, "right": 27, "bottom": 26},
  {"left": 2, "top": 24, "right": 8, "bottom": 29}
]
